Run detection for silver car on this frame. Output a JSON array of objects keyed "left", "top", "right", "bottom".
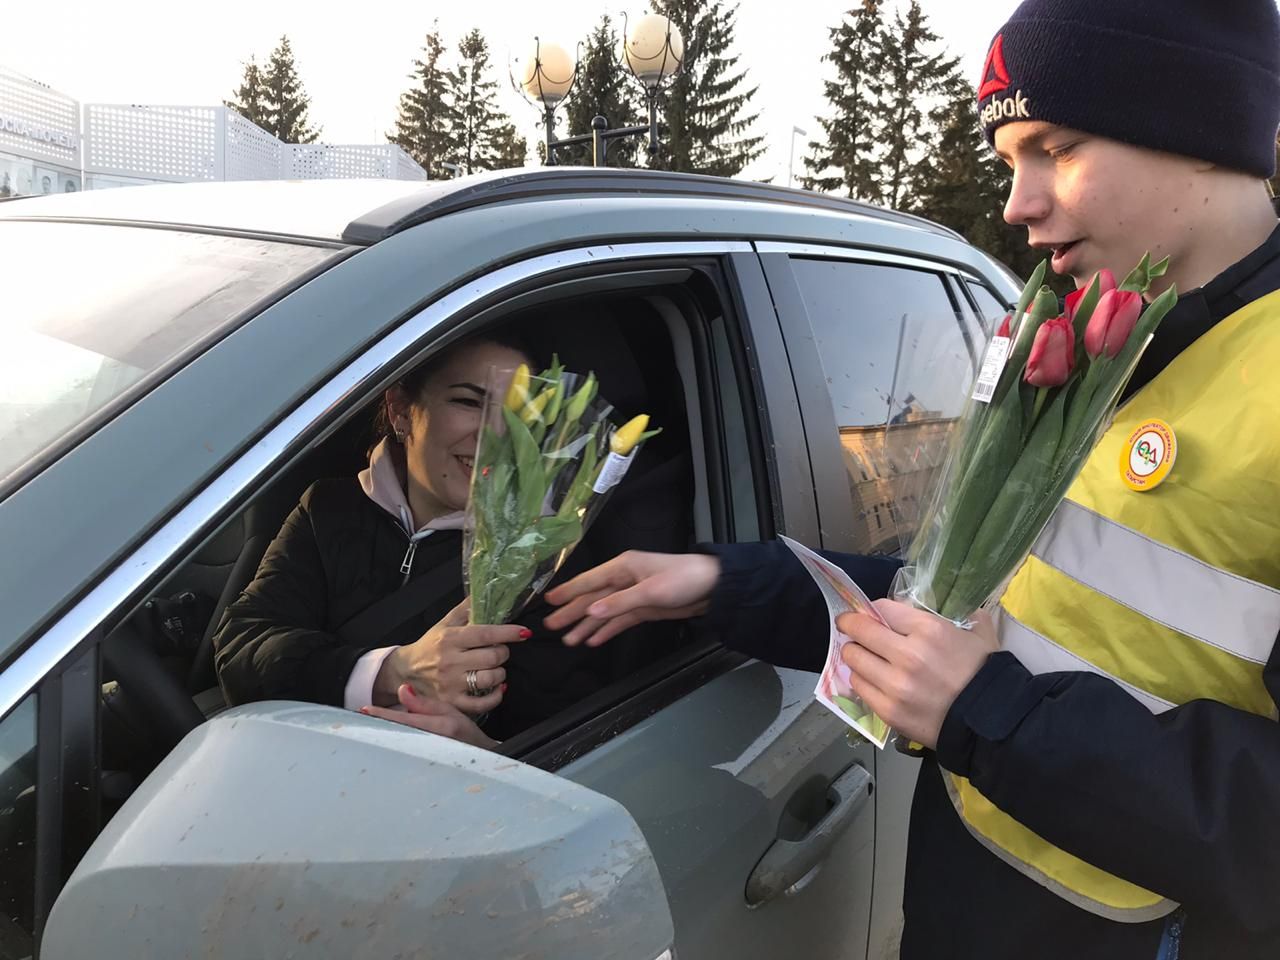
[{"left": 0, "top": 169, "right": 1018, "bottom": 959}]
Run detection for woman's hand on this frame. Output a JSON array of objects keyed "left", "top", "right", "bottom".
[
  {"left": 835, "top": 600, "right": 998, "bottom": 750},
  {"left": 543, "top": 550, "right": 722, "bottom": 647},
  {"left": 374, "top": 599, "right": 529, "bottom": 714},
  {"left": 361, "top": 683, "right": 498, "bottom": 752}
]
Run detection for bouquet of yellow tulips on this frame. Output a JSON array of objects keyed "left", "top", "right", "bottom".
[{"left": 465, "top": 357, "right": 659, "bottom": 625}]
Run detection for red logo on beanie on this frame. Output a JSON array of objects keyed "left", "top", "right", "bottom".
[{"left": 979, "top": 34, "right": 1011, "bottom": 100}]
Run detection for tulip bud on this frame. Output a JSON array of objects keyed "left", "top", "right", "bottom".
[
  {"left": 562, "top": 373, "right": 598, "bottom": 425},
  {"left": 1084, "top": 289, "right": 1142, "bottom": 359},
  {"left": 1065, "top": 269, "right": 1116, "bottom": 325},
  {"left": 1024, "top": 315, "right": 1075, "bottom": 387},
  {"left": 519, "top": 386, "right": 553, "bottom": 425},
  {"left": 504, "top": 364, "right": 531, "bottom": 412},
  {"left": 543, "top": 379, "right": 564, "bottom": 426},
  {"left": 996, "top": 314, "right": 1012, "bottom": 339},
  {"left": 610, "top": 414, "right": 650, "bottom": 455}
]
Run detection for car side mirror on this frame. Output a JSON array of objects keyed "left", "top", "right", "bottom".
[{"left": 41, "top": 703, "right": 674, "bottom": 960}]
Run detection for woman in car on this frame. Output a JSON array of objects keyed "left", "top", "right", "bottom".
[{"left": 213, "top": 329, "right": 547, "bottom": 749}]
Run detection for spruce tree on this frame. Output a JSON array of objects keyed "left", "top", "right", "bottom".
[
  {"left": 801, "top": 0, "right": 886, "bottom": 200},
  {"left": 648, "top": 0, "right": 764, "bottom": 176},
  {"left": 261, "top": 36, "right": 320, "bottom": 144},
  {"left": 390, "top": 25, "right": 458, "bottom": 178},
  {"left": 874, "top": 1, "right": 955, "bottom": 209},
  {"left": 225, "top": 57, "right": 269, "bottom": 129},
  {"left": 486, "top": 121, "right": 530, "bottom": 170},
  {"left": 450, "top": 29, "right": 527, "bottom": 173},
  {"left": 565, "top": 15, "right": 644, "bottom": 167}
]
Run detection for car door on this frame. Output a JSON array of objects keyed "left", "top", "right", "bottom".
[
  {"left": 9, "top": 237, "right": 877, "bottom": 960},
  {"left": 758, "top": 243, "right": 1016, "bottom": 958}
]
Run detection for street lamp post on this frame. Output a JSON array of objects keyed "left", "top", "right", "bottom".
[
  {"left": 788, "top": 126, "right": 808, "bottom": 188},
  {"left": 515, "top": 13, "right": 684, "bottom": 167}
]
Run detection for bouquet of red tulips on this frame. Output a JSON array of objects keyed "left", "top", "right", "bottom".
[{"left": 894, "top": 254, "right": 1178, "bottom": 623}]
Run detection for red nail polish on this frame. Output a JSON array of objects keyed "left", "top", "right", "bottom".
[
  {"left": 518, "top": 628, "right": 533, "bottom": 639},
  {"left": 359, "top": 706, "right": 370, "bottom": 714},
  {"left": 501, "top": 683, "right": 509, "bottom": 692}
]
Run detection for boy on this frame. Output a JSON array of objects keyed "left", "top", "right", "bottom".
[{"left": 546, "top": 1, "right": 1280, "bottom": 956}]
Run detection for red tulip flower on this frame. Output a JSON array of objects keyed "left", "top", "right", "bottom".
[
  {"left": 1064, "top": 269, "right": 1117, "bottom": 325},
  {"left": 1084, "top": 289, "right": 1143, "bottom": 358},
  {"left": 1024, "top": 315, "right": 1076, "bottom": 386},
  {"left": 996, "top": 314, "right": 1013, "bottom": 338}
]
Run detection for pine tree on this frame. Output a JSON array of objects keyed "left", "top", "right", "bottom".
[
  {"left": 874, "top": 1, "right": 956, "bottom": 209},
  {"left": 225, "top": 57, "right": 269, "bottom": 129},
  {"left": 449, "top": 29, "right": 528, "bottom": 173},
  {"left": 390, "top": 25, "right": 458, "bottom": 178},
  {"left": 261, "top": 35, "right": 320, "bottom": 144},
  {"left": 564, "top": 15, "right": 644, "bottom": 167},
  {"left": 648, "top": 0, "right": 764, "bottom": 177},
  {"left": 801, "top": 1, "right": 886, "bottom": 200}
]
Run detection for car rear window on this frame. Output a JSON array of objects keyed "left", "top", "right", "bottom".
[{"left": 0, "top": 221, "right": 337, "bottom": 489}]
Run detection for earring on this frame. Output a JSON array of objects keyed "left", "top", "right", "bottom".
[{"left": 394, "top": 421, "right": 408, "bottom": 443}]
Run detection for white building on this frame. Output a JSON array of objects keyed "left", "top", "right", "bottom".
[
  {"left": 0, "top": 65, "right": 426, "bottom": 198},
  {"left": 83, "top": 104, "right": 426, "bottom": 189},
  {"left": 0, "top": 67, "right": 82, "bottom": 196}
]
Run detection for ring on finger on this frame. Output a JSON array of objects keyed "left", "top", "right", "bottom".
[{"left": 465, "top": 669, "right": 483, "bottom": 697}]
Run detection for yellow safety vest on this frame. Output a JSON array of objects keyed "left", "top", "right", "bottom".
[{"left": 946, "top": 289, "right": 1280, "bottom": 922}]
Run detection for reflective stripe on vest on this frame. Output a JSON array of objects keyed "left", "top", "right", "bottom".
[
  {"left": 945, "top": 288, "right": 1280, "bottom": 922},
  {"left": 1035, "top": 499, "right": 1279, "bottom": 665}
]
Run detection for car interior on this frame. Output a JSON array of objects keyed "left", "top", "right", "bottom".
[{"left": 84, "top": 262, "right": 765, "bottom": 820}]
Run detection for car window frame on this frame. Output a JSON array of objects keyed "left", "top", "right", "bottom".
[{"left": 757, "top": 242, "right": 1004, "bottom": 555}]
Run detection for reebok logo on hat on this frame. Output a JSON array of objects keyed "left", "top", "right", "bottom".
[
  {"left": 978, "top": 34, "right": 1033, "bottom": 128},
  {"left": 979, "top": 35, "right": 1012, "bottom": 99}
]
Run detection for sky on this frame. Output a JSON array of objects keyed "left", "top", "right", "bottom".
[{"left": 0, "top": 0, "right": 1020, "bottom": 183}]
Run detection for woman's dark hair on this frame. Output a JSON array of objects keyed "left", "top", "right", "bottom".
[{"left": 370, "top": 325, "right": 546, "bottom": 451}]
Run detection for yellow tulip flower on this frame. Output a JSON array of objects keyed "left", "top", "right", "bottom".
[{"left": 610, "top": 414, "right": 650, "bottom": 456}]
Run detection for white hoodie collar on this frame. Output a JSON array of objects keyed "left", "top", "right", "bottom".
[{"left": 359, "top": 438, "right": 466, "bottom": 539}]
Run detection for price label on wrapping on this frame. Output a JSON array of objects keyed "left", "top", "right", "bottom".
[
  {"left": 972, "top": 336, "right": 1011, "bottom": 404},
  {"left": 592, "top": 449, "right": 637, "bottom": 494}
]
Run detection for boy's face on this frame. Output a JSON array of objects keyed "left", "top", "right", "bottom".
[{"left": 994, "top": 121, "right": 1203, "bottom": 288}]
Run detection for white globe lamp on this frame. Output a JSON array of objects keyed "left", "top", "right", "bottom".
[
  {"left": 520, "top": 40, "right": 576, "bottom": 107},
  {"left": 624, "top": 14, "right": 685, "bottom": 88}
]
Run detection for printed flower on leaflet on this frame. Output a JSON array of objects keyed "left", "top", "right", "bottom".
[
  {"left": 1084, "top": 288, "right": 1143, "bottom": 359},
  {"left": 1024, "top": 315, "right": 1076, "bottom": 386},
  {"left": 1065, "top": 269, "right": 1117, "bottom": 324}
]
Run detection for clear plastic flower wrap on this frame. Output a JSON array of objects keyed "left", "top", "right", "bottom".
[
  {"left": 894, "top": 255, "right": 1179, "bottom": 625},
  {"left": 464, "top": 357, "right": 659, "bottom": 626}
]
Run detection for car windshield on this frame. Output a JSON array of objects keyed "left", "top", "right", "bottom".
[{"left": 0, "top": 220, "right": 337, "bottom": 488}]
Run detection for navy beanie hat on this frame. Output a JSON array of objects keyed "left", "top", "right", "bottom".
[{"left": 978, "top": 0, "right": 1280, "bottom": 178}]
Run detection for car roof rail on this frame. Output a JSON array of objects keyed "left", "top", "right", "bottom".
[{"left": 340, "top": 167, "right": 963, "bottom": 245}]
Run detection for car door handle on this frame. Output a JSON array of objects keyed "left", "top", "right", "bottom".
[{"left": 744, "top": 763, "right": 874, "bottom": 907}]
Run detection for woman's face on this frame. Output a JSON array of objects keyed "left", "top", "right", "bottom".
[{"left": 388, "top": 341, "right": 529, "bottom": 519}]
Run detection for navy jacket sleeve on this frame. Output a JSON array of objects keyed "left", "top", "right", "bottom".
[
  {"left": 936, "top": 643, "right": 1280, "bottom": 938},
  {"left": 693, "top": 540, "right": 901, "bottom": 671}
]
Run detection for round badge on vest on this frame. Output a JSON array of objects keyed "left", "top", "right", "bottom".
[{"left": 1120, "top": 419, "right": 1177, "bottom": 491}]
